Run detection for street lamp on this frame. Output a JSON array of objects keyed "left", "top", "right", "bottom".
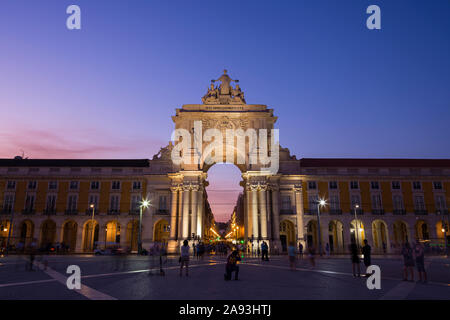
[
  {"left": 138, "top": 199, "right": 150, "bottom": 255},
  {"left": 316, "top": 198, "right": 326, "bottom": 256},
  {"left": 354, "top": 204, "right": 361, "bottom": 254},
  {"left": 89, "top": 204, "right": 96, "bottom": 251}
]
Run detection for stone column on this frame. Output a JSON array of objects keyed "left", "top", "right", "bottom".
[
  {"left": 196, "top": 186, "right": 204, "bottom": 238},
  {"left": 75, "top": 224, "right": 83, "bottom": 253},
  {"left": 182, "top": 185, "right": 190, "bottom": 239},
  {"left": 177, "top": 187, "right": 184, "bottom": 239},
  {"left": 294, "top": 184, "right": 305, "bottom": 246},
  {"left": 251, "top": 184, "right": 259, "bottom": 240},
  {"left": 259, "top": 184, "right": 268, "bottom": 240},
  {"left": 191, "top": 184, "right": 199, "bottom": 239},
  {"left": 169, "top": 186, "right": 179, "bottom": 240},
  {"left": 245, "top": 184, "right": 252, "bottom": 241},
  {"left": 364, "top": 220, "right": 374, "bottom": 251},
  {"left": 271, "top": 185, "right": 281, "bottom": 248}
]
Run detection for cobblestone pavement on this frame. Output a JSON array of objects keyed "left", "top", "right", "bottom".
[{"left": 0, "top": 254, "right": 448, "bottom": 300}]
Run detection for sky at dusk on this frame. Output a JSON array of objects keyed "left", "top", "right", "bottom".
[{"left": 1, "top": 0, "right": 449, "bottom": 221}]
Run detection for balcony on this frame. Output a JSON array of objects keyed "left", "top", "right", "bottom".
[
  {"left": 351, "top": 208, "right": 364, "bottom": 215},
  {"left": 371, "top": 209, "right": 384, "bottom": 215},
  {"left": 107, "top": 209, "right": 120, "bottom": 215},
  {"left": 128, "top": 209, "right": 140, "bottom": 216},
  {"left": 22, "top": 209, "right": 36, "bottom": 215},
  {"left": 65, "top": 209, "right": 78, "bottom": 215},
  {"left": 304, "top": 209, "right": 316, "bottom": 215},
  {"left": 329, "top": 209, "right": 342, "bottom": 215},
  {"left": 435, "top": 209, "right": 449, "bottom": 216},
  {"left": 0, "top": 208, "right": 13, "bottom": 215},
  {"left": 85, "top": 209, "right": 99, "bottom": 216},
  {"left": 414, "top": 210, "right": 428, "bottom": 216},
  {"left": 44, "top": 208, "right": 57, "bottom": 215},
  {"left": 280, "top": 209, "right": 294, "bottom": 215},
  {"left": 393, "top": 209, "right": 406, "bottom": 215},
  {"left": 157, "top": 209, "right": 169, "bottom": 215}
]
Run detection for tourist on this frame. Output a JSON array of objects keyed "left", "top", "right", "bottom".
[
  {"left": 224, "top": 250, "right": 241, "bottom": 280},
  {"left": 413, "top": 240, "right": 427, "bottom": 283},
  {"left": 298, "top": 242, "right": 303, "bottom": 259},
  {"left": 179, "top": 240, "right": 190, "bottom": 277},
  {"left": 288, "top": 242, "right": 296, "bottom": 271},
  {"left": 192, "top": 243, "right": 196, "bottom": 258},
  {"left": 325, "top": 243, "right": 330, "bottom": 257},
  {"left": 308, "top": 245, "right": 316, "bottom": 268},
  {"left": 261, "top": 241, "right": 269, "bottom": 261},
  {"left": 349, "top": 241, "right": 361, "bottom": 277},
  {"left": 361, "top": 239, "right": 371, "bottom": 276},
  {"left": 401, "top": 242, "right": 415, "bottom": 281}
]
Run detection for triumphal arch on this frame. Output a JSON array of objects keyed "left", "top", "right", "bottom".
[{"left": 164, "top": 70, "right": 304, "bottom": 253}]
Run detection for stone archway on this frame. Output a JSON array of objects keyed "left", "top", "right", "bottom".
[
  {"left": 306, "top": 220, "right": 318, "bottom": 249},
  {"left": 328, "top": 220, "right": 344, "bottom": 253},
  {"left": 415, "top": 220, "right": 429, "bottom": 241},
  {"left": 0, "top": 220, "right": 12, "bottom": 248},
  {"left": 126, "top": 220, "right": 139, "bottom": 252},
  {"left": 62, "top": 220, "right": 78, "bottom": 252},
  {"left": 154, "top": 219, "right": 170, "bottom": 243},
  {"left": 393, "top": 220, "right": 409, "bottom": 248},
  {"left": 105, "top": 221, "right": 121, "bottom": 246},
  {"left": 350, "top": 219, "right": 365, "bottom": 247},
  {"left": 40, "top": 219, "right": 56, "bottom": 248},
  {"left": 372, "top": 219, "right": 389, "bottom": 253},
  {"left": 82, "top": 220, "right": 99, "bottom": 252},
  {"left": 279, "top": 220, "right": 295, "bottom": 252},
  {"left": 19, "top": 220, "right": 34, "bottom": 247}
]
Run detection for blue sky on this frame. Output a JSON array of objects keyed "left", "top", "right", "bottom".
[{"left": 0, "top": 0, "right": 449, "bottom": 220}]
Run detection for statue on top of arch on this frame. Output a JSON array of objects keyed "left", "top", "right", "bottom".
[{"left": 201, "top": 70, "right": 246, "bottom": 104}]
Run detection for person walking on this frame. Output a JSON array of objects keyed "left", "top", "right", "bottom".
[
  {"left": 325, "top": 243, "right": 330, "bottom": 257},
  {"left": 261, "top": 241, "right": 269, "bottom": 261},
  {"left": 413, "top": 240, "right": 427, "bottom": 283},
  {"left": 288, "top": 242, "right": 296, "bottom": 271},
  {"left": 224, "top": 250, "right": 241, "bottom": 280},
  {"left": 401, "top": 242, "right": 415, "bottom": 281},
  {"left": 179, "top": 240, "right": 190, "bottom": 277},
  {"left": 298, "top": 242, "right": 303, "bottom": 259},
  {"left": 350, "top": 241, "right": 361, "bottom": 277},
  {"left": 361, "top": 239, "right": 371, "bottom": 276}
]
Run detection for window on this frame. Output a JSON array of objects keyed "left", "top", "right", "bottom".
[
  {"left": 281, "top": 196, "right": 291, "bottom": 210},
  {"left": 433, "top": 181, "right": 442, "bottom": 190},
  {"left": 351, "top": 194, "right": 361, "bottom": 208},
  {"left": 111, "top": 181, "right": 121, "bottom": 190},
  {"left": 329, "top": 194, "right": 340, "bottom": 210},
  {"left": 67, "top": 195, "right": 78, "bottom": 211},
  {"left": 371, "top": 194, "right": 382, "bottom": 210},
  {"left": 88, "top": 194, "right": 99, "bottom": 208},
  {"left": 392, "top": 181, "right": 401, "bottom": 190},
  {"left": 131, "top": 195, "right": 141, "bottom": 211},
  {"left": 3, "top": 195, "right": 14, "bottom": 213},
  {"left": 48, "top": 181, "right": 57, "bottom": 190},
  {"left": 159, "top": 196, "right": 168, "bottom": 210},
  {"left": 412, "top": 181, "right": 422, "bottom": 190},
  {"left": 90, "top": 181, "right": 100, "bottom": 190},
  {"left": 46, "top": 195, "right": 56, "bottom": 210},
  {"left": 132, "top": 181, "right": 141, "bottom": 190},
  {"left": 69, "top": 181, "right": 79, "bottom": 190},
  {"left": 414, "top": 195, "right": 425, "bottom": 210},
  {"left": 27, "top": 181, "right": 37, "bottom": 190},
  {"left": 308, "top": 195, "right": 318, "bottom": 211},
  {"left": 370, "top": 181, "right": 379, "bottom": 190},
  {"left": 6, "top": 181, "right": 15, "bottom": 190},
  {"left": 308, "top": 181, "right": 317, "bottom": 190},
  {"left": 435, "top": 195, "right": 447, "bottom": 211},
  {"left": 329, "top": 181, "right": 338, "bottom": 189},
  {"left": 25, "top": 194, "right": 35, "bottom": 210},
  {"left": 350, "top": 181, "right": 359, "bottom": 189},
  {"left": 110, "top": 195, "right": 120, "bottom": 211},
  {"left": 393, "top": 195, "right": 404, "bottom": 210}
]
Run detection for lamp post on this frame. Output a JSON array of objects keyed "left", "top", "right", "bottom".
[
  {"left": 89, "top": 204, "right": 96, "bottom": 251},
  {"left": 354, "top": 204, "right": 360, "bottom": 254},
  {"left": 138, "top": 199, "right": 150, "bottom": 255},
  {"left": 316, "top": 199, "right": 326, "bottom": 256}
]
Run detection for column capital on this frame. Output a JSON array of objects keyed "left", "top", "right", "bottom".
[{"left": 293, "top": 184, "right": 302, "bottom": 192}]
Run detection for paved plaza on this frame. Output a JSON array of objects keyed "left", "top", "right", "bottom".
[{"left": 0, "top": 253, "right": 449, "bottom": 300}]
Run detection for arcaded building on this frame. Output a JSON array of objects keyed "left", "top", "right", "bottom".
[{"left": 1, "top": 72, "right": 449, "bottom": 254}]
